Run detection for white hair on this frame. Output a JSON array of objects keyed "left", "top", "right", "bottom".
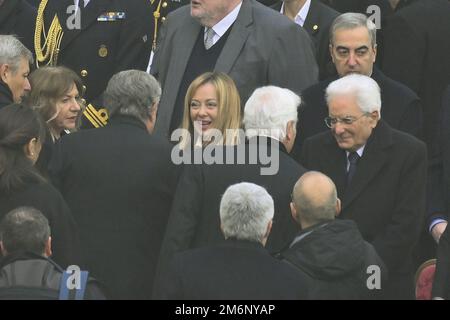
[
  {"left": 220, "top": 182, "right": 274, "bottom": 243},
  {"left": 0, "top": 35, "right": 33, "bottom": 73},
  {"left": 326, "top": 74, "right": 381, "bottom": 117},
  {"left": 243, "top": 86, "right": 300, "bottom": 140}
]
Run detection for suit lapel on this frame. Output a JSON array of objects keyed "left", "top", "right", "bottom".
[
  {"left": 322, "top": 134, "right": 347, "bottom": 197},
  {"left": 342, "top": 121, "right": 393, "bottom": 209},
  {"left": 215, "top": 0, "right": 252, "bottom": 74},
  {"left": 59, "top": 0, "right": 109, "bottom": 50},
  {"left": 303, "top": 0, "right": 321, "bottom": 38}
]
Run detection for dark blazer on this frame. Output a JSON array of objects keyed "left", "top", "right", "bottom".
[
  {"left": 161, "top": 239, "right": 311, "bottom": 300},
  {"left": 151, "top": 0, "right": 318, "bottom": 137},
  {"left": 301, "top": 120, "right": 427, "bottom": 299},
  {"left": 0, "top": 181, "right": 81, "bottom": 269},
  {"left": 0, "top": 0, "right": 36, "bottom": 51},
  {"left": 49, "top": 116, "right": 180, "bottom": 299},
  {"left": 154, "top": 137, "right": 307, "bottom": 297},
  {"left": 37, "top": 0, "right": 152, "bottom": 127},
  {"left": 281, "top": 220, "right": 386, "bottom": 299},
  {"left": 294, "top": 67, "right": 423, "bottom": 158},
  {"left": 271, "top": 0, "right": 339, "bottom": 80},
  {"left": 382, "top": 0, "right": 450, "bottom": 152},
  {"left": 427, "top": 85, "right": 450, "bottom": 226},
  {"left": 432, "top": 225, "right": 450, "bottom": 299}
]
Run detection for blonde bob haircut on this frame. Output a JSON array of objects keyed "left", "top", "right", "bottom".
[{"left": 179, "top": 72, "right": 241, "bottom": 148}]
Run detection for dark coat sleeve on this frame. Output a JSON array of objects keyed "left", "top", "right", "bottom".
[
  {"left": 432, "top": 225, "right": 450, "bottom": 299},
  {"left": 372, "top": 140, "right": 428, "bottom": 272},
  {"left": 153, "top": 163, "right": 204, "bottom": 298}
]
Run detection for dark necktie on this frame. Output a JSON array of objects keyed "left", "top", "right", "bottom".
[{"left": 346, "top": 151, "right": 360, "bottom": 185}]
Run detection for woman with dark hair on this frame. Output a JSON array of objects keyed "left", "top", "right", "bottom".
[
  {"left": 0, "top": 104, "right": 81, "bottom": 268},
  {"left": 26, "top": 66, "right": 83, "bottom": 175}
]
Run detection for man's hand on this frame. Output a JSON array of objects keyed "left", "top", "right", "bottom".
[{"left": 431, "top": 221, "right": 448, "bottom": 243}]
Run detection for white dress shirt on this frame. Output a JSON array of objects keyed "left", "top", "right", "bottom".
[{"left": 280, "top": 0, "right": 311, "bottom": 27}]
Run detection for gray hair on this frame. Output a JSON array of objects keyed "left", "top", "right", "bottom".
[
  {"left": 292, "top": 171, "right": 338, "bottom": 225},
  {"left": 243, "top": 86, "right": 300, "bottom": 141},
  {"left": 326, "top": 74, "right": 381, "bottom": 117},
  {"left": 0, "top": 35, "right": 33, "bottom": 73},
  {"left": 0, "top": 207, "right": 50, "bottom": 256},
  {"left": 103, "top": 70, "right": 161, "bottom": 122},
  {"left": 220, "top": 182, "right": 274, "bottom": 243},
  {"left": 330, "top": 13, "right": 377, "bottom": 48}
]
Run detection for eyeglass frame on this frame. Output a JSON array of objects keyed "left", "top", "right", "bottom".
[{"left": 324, "top": 112, "right": 372, "bottom": 128}]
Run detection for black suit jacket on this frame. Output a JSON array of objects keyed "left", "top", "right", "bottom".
[
  {"left": 428, "top": 85, "right": 450, "bottom": 226},
  {"left": 0, "top": 181, "right": 81, "bottom": 269},
  {"left": 382, "top": 0, "right": 450, "bottom": 152},
  {"left": 161, "top": 239, "right": 311, "bottom": 300},
  {"left": 0, "top": 0, "right": 36, "bottom": 52},
  {"left": 154, "top": 137, "right": 307, "bottom": 297},
  {"left": 301, "top": 120, "right": 427, "bottom": 298},
  {"left": 271, "top": 0, "right": 339, "bottom": 80},
  {"left": 49, "top": 116, "right": 180, "bottom": 299},
  {"left": 37, "top": 0, "right": 152, "bottom": 128},
  {"left": 294, "top": 67, "right": 423, "bottom": 159}
]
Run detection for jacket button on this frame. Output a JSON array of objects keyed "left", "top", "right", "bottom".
[{"left": 81, "top": 70, "right": 88, "bottom": 77}]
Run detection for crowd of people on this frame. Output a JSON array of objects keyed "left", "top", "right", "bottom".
[{"left": 0, "top": 0, "right": 449, "bottom": 300}]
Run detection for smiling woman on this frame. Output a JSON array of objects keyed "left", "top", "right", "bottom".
[{"left": 177, "top": 72, "right": 242, "bottom": 149}]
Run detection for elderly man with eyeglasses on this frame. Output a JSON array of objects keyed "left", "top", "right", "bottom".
[
  {"left": 300, "top": 73, "right": 427, "bottom": 300},
  {"left": 292, "top": 12, "right": 423, "bottom": 159}
]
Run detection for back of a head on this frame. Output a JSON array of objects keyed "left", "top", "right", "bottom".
[
  {"left": 0, "top": 104, "right": 46, "bottom": 193},
  {"left": 292, "top": 171, "right": 338, "bottom": 226},
  {"left": 326, "top": 74, "right": 381, "bottom": 116},
  {"left": 243, "top": 86, "right": 300, "bottom": 141},
  {"left": 220, "top": 182, "right": 274, "bottom": 244},
  {"left": 103, "top": 70, "right": 161, "bottom": 123},
  {"left": 330, "top": 12, "right": 377, "bottom": 47},
  {"left": 0, "top": 207, "right": 50, "bottom": 256},
  {"left": 0, "top": 35, "right": 33, "bottom": 72}
]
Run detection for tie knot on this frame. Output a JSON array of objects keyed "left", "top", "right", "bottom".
[
  {"left": 204, "top": 27, "right": 215, "bottom": 50},
  {"left": 348, "top": 151, "right": 360, "bottom": 164}
]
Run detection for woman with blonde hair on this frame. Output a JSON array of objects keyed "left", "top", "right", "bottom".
[{"left": 178, "top": 72, "right": 241, "bottom": 149}]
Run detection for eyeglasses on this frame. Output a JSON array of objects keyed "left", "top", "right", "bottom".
[{"left": 324, "top": 113, "right": 370, "bottom": 128}]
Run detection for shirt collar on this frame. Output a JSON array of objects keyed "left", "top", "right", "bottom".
[
  {"left": 346, "top": 145, "right": 365, "bottom": 158},
  {"left": 206, "top": 1, "right": 242, "bottom": 37},
  {"left": 280, "top": 0, "right": 311, "bottom": 27}
]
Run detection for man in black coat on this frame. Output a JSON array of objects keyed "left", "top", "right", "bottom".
[
  {"left": 293, "top": 12, "right": 422, "bottom": 158},
  {"left": 0, "top": 207, "right": 105, "bottom": 300},
  {"left": 161, "top": 182, "right": 311, "bottom": 300},
  {"left": 154, "top": 86, "right": 307, "bottom": 297},
  {"left": 34, "top": 0, "right": 153, "bottom": 128},
  {"left": 280, "top": 171, "right": 386, "bottom": 299},
  {"left": 426, "top": 85, "right": 450, "bottom": 259},
  {"left": 271, "top": 0, "right": 339, "bottom": 80},
  {"left": 49, "top": 71, "right": 180, "bottom": 300},
  {"left": 382, "top": 0, "right": 450, "bottom": 154},
  {"left": 300, "top": 74, "right": 427, "bottom": 299},
  {"left": 0, "top": 0, "right": 36, "bottom": 52},
  {"left": 0, "top": 35, "right": 33, "bottom": 109}
]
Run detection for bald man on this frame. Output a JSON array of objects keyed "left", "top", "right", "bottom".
[{"left": 279, "top": 171, "right": 386, "bottom": 299}]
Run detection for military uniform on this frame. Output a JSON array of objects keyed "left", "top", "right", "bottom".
[{"left": 34, "top": 0, "right": 153, "bottom": 128}]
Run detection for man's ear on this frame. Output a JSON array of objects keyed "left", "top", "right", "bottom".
[
  {"left": 290, "top": 202, "right": 298, "bottom": 223},
  {"left": 44, "top": 236, "right": 52, "bottom": 258},
  {"left": 0, "top": 64, "right": 10, "bottom": 83},
  {"left": 335, "top": 198, "right": 342, "bottom": 217},
  {"left": 264, "top": 220, "right": 273, "bottom": 239},
  {"left": 0, "top": 241, "right": 7, "bottom": 256}
]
